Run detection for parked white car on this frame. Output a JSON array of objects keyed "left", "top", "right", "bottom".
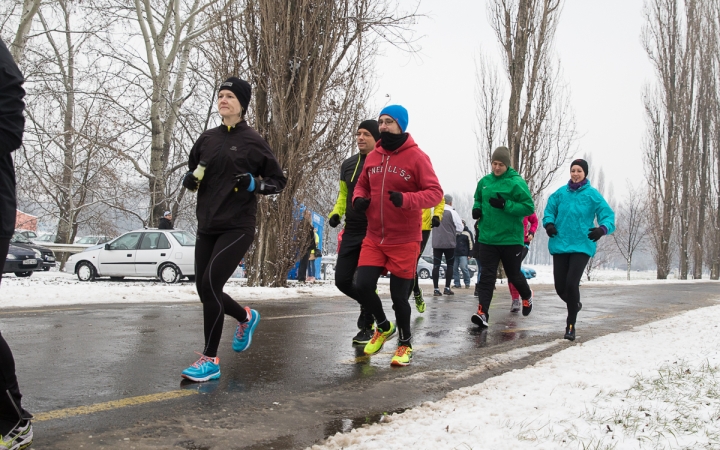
[{"left": 64, "top": 229, "right": 196, "bottom": 283}]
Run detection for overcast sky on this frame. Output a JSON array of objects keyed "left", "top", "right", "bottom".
[{"left": 368, "top": 0, "right": 654, "bottom": 203}]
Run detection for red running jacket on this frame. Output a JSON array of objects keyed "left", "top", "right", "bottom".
[{"left": 353, "top": 134, "right": 443, "bottom": 245}]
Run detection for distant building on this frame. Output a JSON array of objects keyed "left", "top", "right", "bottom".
[{"left": 15, "top": 210, "right": 37, "bottom": 231}]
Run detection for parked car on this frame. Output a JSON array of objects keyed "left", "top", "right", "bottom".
[
  {"left": 10, "top": 232, "right": 56, "bottom": 271},
  {"left": 64, "top": 229, "right": 196, "bottom": 283},
  {"left": 74, "top": 235, "right": 113, "bottom": 245},
  {"left": 3, "top": 244, "right": 40, "bottom": 277},
  {"left": 32, "top": 234, "right": 57, "bottom": 244},
  {"left": 417, "top": 257, "right": 442, "bottom": 279},
  {"left": 15, "top": 230, "right": 40, "bottom": 241},
  {"left": 418, "top": 255, "right": 477, "bottom": 280}
]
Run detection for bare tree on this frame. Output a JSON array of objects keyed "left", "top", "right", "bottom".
[
  {"left": 642, "top": 0, "right": 698, "bottom": 279},
  {"left": 228, "top": 0, "right": 419, "bottom": 287},
  {"left": 476, "top": 0, "right": 576, "bottom": 199},
  {"left": 95, "top": 0, "right": 239, "bottom": 227},
  {"left": 612, "top": 182, "right": 650, "bottom": 280},
  {"left": 7, "top": 0, "right": 41, "bottom": 62}
]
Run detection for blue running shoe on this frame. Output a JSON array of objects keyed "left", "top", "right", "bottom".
[
  {"left": 181, "top": 353, "right": 220, "bottom": 382},
  {"left": 233, "top": 307, "right": 260, "bottom": 352}
]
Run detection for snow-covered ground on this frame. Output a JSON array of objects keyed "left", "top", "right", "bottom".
[
  {"left": 0, "top": 270, "right": 351, "bottom": 309},
  {"left": 0, "top": 265, "right": 714, "bottom": 309},
  {"left": 312, "top": 302, "right": 720, "bottom": 450}
]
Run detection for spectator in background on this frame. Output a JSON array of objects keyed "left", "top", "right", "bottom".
[
  {"left": 158, "top": 211, "right": 173, "bottom": 229},
  {"left": 453, "top": 220, "right": 474, "bottom": 289},
  {"left": 431, "top": 194, "right": 463, "bottom": 296}
]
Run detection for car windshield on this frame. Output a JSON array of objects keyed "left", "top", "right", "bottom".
[
  {"left": 11, "top": 233, "right": 31, "bottom": 244},
  {"left": 171, "top": 231, "right": 195, "bottom": 246}
]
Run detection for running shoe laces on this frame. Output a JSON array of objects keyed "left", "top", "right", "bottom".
[
  {"left": 395, "top": 345, "right": 410, "bottom": 357},
  {"left": 190, "top": 352, "right": 217, "bottom": 367}
]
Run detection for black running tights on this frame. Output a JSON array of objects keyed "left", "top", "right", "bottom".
[
  {"left": 477, "top": 243, "right": 532, "bottom": 316},
  {"left": 355, "top": 266, "right": 414, "bottom": 344},
  {"left": 412, "top": 230, "right": 431, "bottom": 297},
  {"left": 0, "top": 238, "right": 30, "bottom": 434},
  {"left": 195, "top": 231, "right": 254, "bottom": 358},
  {"left": 432, "top": 248, "right": 455, "bottom": 289},
  {"left": 334, "top": 231, "right": 374, "bottom": 329},
  {"left": 553, "top": 253, "right": 591, "bottom": 327}
]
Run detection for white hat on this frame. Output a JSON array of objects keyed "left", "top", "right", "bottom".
[{"left": 164, "top": 211, "right": 171, "bottom": 217}]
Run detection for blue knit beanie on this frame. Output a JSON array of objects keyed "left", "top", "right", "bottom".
[{"left": 379, "top": 105, "right": 409, "bottom": 132}]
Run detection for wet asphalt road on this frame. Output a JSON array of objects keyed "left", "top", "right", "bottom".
[{"left": 1, "top": 282, "right": 718, "bottom": 449}]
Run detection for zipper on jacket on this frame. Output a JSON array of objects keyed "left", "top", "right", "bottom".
[
  {"left": 380, "top": 154, "right": 391, "bottom": 244},
  {"left": 205, "top": 130, "right": 230, "bottom": 228},
  {"left": 350, "top": 153, "right": 362, "bottom": 182}
]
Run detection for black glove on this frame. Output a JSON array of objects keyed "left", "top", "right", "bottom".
[
  {"left": 472, "top": 208, "right": 482, "bottom": 220},
  {"left": 182, "top": 171, "right": 199, "bottom": 192},
  {"left": 588, "top": 227, "right": 606, "bottom": 242},
  {"left": 234, "top": 173, "right": 257, "bottom": 192},
  {"left": 328, "top": 214, "right": 341, "bottom": 228},
  {"left": 353, "top": 197, "right": 370, "bottom": 213},
  {"left": 389, "top": 191, "right": 403, "bottom": 207},
  {"left": 545, "top": 223, "right": 558, "bottom": 238},
  {"left": 489, "top": 193, "right": 506, "bottom": 209},
  {"left": 431, "top": 216, "right": 441, "bottom": 228}
]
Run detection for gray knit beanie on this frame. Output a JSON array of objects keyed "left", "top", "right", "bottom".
[{"left": 491, "top": 146, "right": 512, "bottom": 168}]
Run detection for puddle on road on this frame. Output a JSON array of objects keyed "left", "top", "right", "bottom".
[{"left": 323, "top": 407, "right": 408, "bottom": 437}]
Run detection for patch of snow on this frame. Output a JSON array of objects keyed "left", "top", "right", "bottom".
[{"left": 312, "top": 301, "right": 720, "bottom": 450}]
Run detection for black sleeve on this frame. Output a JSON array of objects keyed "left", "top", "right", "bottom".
[
  {"left": 254, "top": 138, "right": 287, "bottom": 195},
  {"left": 0, "top": 40, "right": 25, "bottom": 155},
  {"left": 188, "top": 134, "right": 206, "bottom": 172}
]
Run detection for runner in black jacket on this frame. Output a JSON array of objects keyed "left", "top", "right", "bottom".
[
  {"left": 327, "top": 120, "right": 379, "bottom": 345},
  {"left": 180, "top": 77, "right": 287, "bottom": 382},
  {"left": 0, "top": 39, "right": 34, "bottom": 449}
]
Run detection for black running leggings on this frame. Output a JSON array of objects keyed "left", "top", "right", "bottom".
[
  {"left": 195, "top": 231, "right": 254, "bottom": 358},
  {"left": 355, "top": 267, "right": 415, "bottom": 344},
  {"left": 334, "top": 230, "right": 374, "bottom": 329},
  {"left": 432, "top": 248, "right": 455, "bottom": 289},
  {"left": 0, "top": 238, "right": 30, "bottom": 434},
  {"left": 412, "top": 230, "right": 431, "bottom": 297},
  {"left": 477, "top": 243, "right": 532, "bottom": 316},
  {"left": 552, "top": 253, "right": 591, "bottom": 326}
]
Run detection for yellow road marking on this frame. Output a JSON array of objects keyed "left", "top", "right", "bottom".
[
  {"left": 34, "top": 390, "right": 197, "bottom": 422},
  {"left": 0, "top": 307, "right": 85, "bottom": 315}
]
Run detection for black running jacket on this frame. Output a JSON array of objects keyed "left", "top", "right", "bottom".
[{"left": 188, "top": 122, "right": 287, "bottom": 233}]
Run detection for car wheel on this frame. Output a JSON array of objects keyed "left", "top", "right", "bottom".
[
  {"left": 159, "top": 263, "right": 181, "bottom": 284},
  {"left": 109, "top": 276, "right": 124, "bottom": 281},
  {"left": 76, "top": 262, "right": 96, "bottom": 282},
  {"left": 418, "top": 268, "right": 430, "bottom": 279},
  {"left": 14, "top": 271, "right": 32, "bottom": 277}
]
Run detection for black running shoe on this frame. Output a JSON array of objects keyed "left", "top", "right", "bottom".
[
  {"left": 352, "top": 328, "right": 374, "bottom": 345},
  {"left": 564, "top": 324, "right": 575, "bottom": 341},
  {"left": 443, "top": 287, "right": 455, "bottom": 295},
  {"left": 433, "top": 289, "right": 442, "bottom": 296},
  {"left": 522, "top": 290, "right": 534, "bottom": 316},
  {"left": 471, "top": 305, "right": 489, "bottom": 328}
]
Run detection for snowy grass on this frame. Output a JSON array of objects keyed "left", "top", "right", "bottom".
[{"left": 311, "top": 302, "right": 720, "bottom": 450}]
